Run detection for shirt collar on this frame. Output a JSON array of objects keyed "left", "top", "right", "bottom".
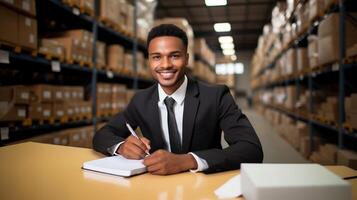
[{"left": 158, "top": 75, "right": 187, "bottom": 105}]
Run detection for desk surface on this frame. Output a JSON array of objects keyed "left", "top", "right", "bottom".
[{"left": 0, "top": 142, "right": 356, "bottom": 200}]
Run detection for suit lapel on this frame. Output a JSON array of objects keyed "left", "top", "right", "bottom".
[
  {"left": 182, "top": 78, "right": 200, "bottom": 153},
  {"left": 146, "top": 85, "right": 166, "bottom": 150}
]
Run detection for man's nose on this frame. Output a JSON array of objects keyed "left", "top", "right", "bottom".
[{"left": 161, "top": 56, "right": 172, "bottom": 68}]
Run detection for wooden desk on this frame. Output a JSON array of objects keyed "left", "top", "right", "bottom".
[{"left": 0, "top": 142, "right": 356, "bottom": 200}]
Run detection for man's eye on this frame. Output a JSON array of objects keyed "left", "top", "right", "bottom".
[
  {"left": 152, "top": 56, "right": 160, "bottom": 60},
  {"left": 172, "top": 54, "right": 180, "bottom": 59}
]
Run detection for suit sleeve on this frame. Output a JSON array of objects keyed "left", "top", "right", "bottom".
[
  {"left": 92, "top": 96, "right": 139, "bottom": 155},
  {"left": 194, "top": 86, "right": 263, "bottom": 173}
]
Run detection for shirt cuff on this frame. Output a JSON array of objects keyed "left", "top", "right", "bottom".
[
  {"left": 188, "top": 152, "right": 209, "bottom": 172},
  {"left": 107, "top": 141, "right": 125, "bottom": 156}
]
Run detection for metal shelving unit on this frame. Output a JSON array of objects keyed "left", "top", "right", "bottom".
[
  {"left": 0, "top": 0, "right": 154, "bottom": 145},
  {"left": 252, "top": 0, "right": 357, "bottom": 152}
]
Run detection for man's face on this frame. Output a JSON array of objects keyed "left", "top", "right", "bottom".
[{"left": 148, "top": 36, "right": 189, "bottom": 94}]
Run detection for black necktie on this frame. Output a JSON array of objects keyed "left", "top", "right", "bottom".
[{"left": 164, "top": 97, "right": 182, "bottom": 153}]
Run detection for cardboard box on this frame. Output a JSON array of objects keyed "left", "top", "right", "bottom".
[
  {"left": 107, "top": 44, "right": 124, "bottom": 72},
  {"left": 347, "top": 43, "right": 357, "bottom": 57},
  {"left": 96, "top": 41, "right": 106, "bottom": 67},
  {"left": 0, "top": 5, "right": 18, "bottom": 45},
  {"left": 28, "top": 102, "right": 43, "bottom": 120},
  {"left": 124, "top": 53, "right": 133, "bottom": 74},
  {"left": 30, "top": 85, "right": 53, "bottom": 103},
  {"left": 309, "top": 0, "right": 324, "bottom": 23},
  {"left": 318, "top": 13, "right": 357, "bottom": 65},
  {"left": 0, "top": 85, "right": 30, "bottom": 104},
  {"left": 308, "top": 35, "right": 319, "bottom": 68},
  {"left": 99, "top": 0, "right": 119, "bottom": 25},
  {"left": 0, "top": 0, "right": 16, "bottom": 8},
  {"left": 18, "top": 14, "right": 37, "bottom": 50},
  {"left": 0, "top": 104, "right": 27, "bottom": 121},
  {"left": 80, "top": 0, "right": 94, "bottom": 15},
  {"left": 286, "top": 49, "right": 297, "bottom": 75},
  {"left": 39, "top": 38, "right": 65, "bottom": 59},
  {"left": 337, "top": 149, "right": 357, "bottom": 170},
  {"left": 52, "top": 103, "right": 66, "bottom": 119},
  {"left": 49, "top": 37, "right": 81, "bottom": 62},
  {"left": 16, "top": 0, "right": 36, "bottom": 17},
  {"left": 297, "top": 48, "right": 309, "bottom": 72}
]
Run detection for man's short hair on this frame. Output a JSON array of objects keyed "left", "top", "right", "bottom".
[{"left": 147, "top": 24, "right": 188, "bottom": 48}]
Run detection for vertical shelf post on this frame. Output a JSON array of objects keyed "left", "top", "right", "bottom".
[
  {"left": 132, "top": 0, "right": 139, "bottom": 90},
  {"left": 338, "top": 0, "right": 346, "bottom": 148},
  {"left": 91, "top": 0, "right": 99, "bottom": 131}
]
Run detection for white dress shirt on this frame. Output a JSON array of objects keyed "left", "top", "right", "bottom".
[{"left": 157, "top": 75, "right": 208, "bottom": 172}]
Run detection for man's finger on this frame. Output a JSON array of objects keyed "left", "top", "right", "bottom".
[
  {"left": 140, "top": 137, "right": 151, "bottom": 150},
  {"left": 127, "top": 136, "right": 149, "bottom": 152}
]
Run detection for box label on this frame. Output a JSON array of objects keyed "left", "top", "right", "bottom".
[
  {"left": 43, "top": 110, "right": 50, "bottom": 117},
  {"left": 0, "top": 127, "right": 9, "bottom": 140},
  {"left": 17, "top": 109, "right": 26, "bottom": 117},
  {"left": 21, "top": 92, "right": 30, "bottom": 100},
  {"left": 51, "top": 61, "right": 61, "bottom": 72},
  {"left": 22, "top": 0, "right": 30, "bottom": 11},
  {"left": 43, "top": 91, "right": 51, "bottom": 99},
  {"left": 0, "top": 50, "right": 10, "bottom": 64},
  {"left": 56, "top": 91, "right": 63, "bottom": 99}
]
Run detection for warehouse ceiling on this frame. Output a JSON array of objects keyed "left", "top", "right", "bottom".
[{"left": 155, "top": 0, "right": 278, "bottom": 54}]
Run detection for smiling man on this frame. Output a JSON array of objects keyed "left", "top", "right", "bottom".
[{"left": 93, "top": 24, "right": 263, "bottom": 175}]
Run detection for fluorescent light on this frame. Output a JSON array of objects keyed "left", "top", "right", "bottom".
[
  {"left": 220, "top": 43, "right": 234, "bottom": 49},
  {"left": 218, "top": 36, "right": 233, "bottom": 43},
  {"left": 235, "top": 63, "right": 244, "bottom": 74},
  {"left": 205, "top": 0, "right": 227, "bottom": 6},
  {"left": 214, "top": 23, "right": 231, "bottom": 32},
  {"left": 223, "top": 49, "right": 235, "bottom": 55},
  {"left": 215, "top": 62, "right": 244, "bottom": 75}
]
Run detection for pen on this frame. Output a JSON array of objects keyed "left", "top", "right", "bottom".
[{"left": 125, "top": 122, "right": 150, "bottom": 155}]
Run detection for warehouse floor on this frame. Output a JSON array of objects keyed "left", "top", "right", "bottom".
[{"left": 222, "top": 109, "right": 308, "bottom": 163}]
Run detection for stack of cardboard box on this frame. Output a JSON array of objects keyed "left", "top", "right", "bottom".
[
  {"left": 0, "top": 86, "right": 30, "bottom": 121},
  {"left": 337, "top": 149, "right": 357, "bottom": 170},
  {"left": 38, "top": 39, "right": 65, "bottom": 61},
  {"left": 97, "top": 83, "right": 130, "bottom": 117},
  {"left": 308, "top": 35, "right": 319, "bottom": 69},
  {"left": 110, "top": 84, "right": 127, "bottom": 116},
  {"left": 26, "top": 125, "right": 95, "bottom": 148},
  {"left": 47, "top": 29, "right": 94, "bottom": 64},
  {"left": 96, "top": 41, "right": 106, "bottom": 68},
  {"left": 0, "top": 0, "right": 37, "bottom": 50},
  {"left": 316, "top": 96, "right": 338, "bottom": 122},
  {"left": 0, "top": 85, "right": 91, "bottom": 122},
  {"left": 107, "top": 44, "right": 124, "bottom": 73},
  {"left": 310, "top": 143, "right": 338, "bottom": 165},
  {"left": 99, "top": 0, "right": 134, "bottom": 36},
  {"left": 308, "top": 0, "right": 325, "bottom": 24},
  {"left": 194, "top": 38, "right": 216, "bottom": 67},
  {"left": 318, "top": 13, "right": 357, "bottom": 66}
]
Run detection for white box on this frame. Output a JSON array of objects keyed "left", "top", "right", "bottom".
[{"left": 241, "top": 164, "right": 351, "bottom": 200}]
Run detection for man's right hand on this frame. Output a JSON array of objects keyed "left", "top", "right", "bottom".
[{"left": 117, "top": 135, "right": 151, "bottom": 159}]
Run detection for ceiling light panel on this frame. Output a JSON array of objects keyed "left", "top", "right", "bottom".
[
  {"left": 214, "top": 23, "right": 231, "bottom": 32},
  {"left": 205, "top": 0, "right": 227, "bottom": 6}
]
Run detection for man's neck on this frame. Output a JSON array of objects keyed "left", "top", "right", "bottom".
[{"left": 161, "top": 76, "right": 185, "bottom": 95}]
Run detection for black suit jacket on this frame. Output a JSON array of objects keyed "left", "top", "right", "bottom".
[{"left": 93, "top": 78, "right": 263, "bottom": 173}]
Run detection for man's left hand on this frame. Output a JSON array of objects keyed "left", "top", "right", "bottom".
[{"left": 143, "top": 150, "right": 198, "bottom": 175}]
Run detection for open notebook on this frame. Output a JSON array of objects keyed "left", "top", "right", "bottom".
[{"left": 82, "top": 155, "right": 147, "bottom": 177}]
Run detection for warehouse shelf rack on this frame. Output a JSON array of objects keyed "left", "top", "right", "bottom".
[
  {"left": 252, "top": 0, "right": 357, "bottom": 153},
  {"left": 0, "top": 0, "right": 154, "bottom": 145}
]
